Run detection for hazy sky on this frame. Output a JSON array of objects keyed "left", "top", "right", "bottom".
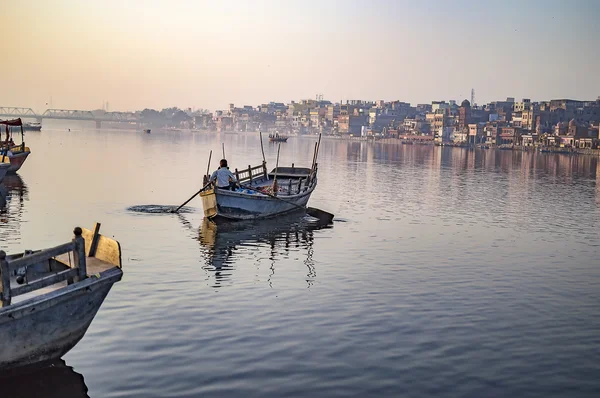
[{"left": 1, "top": 0, "right": 599, "bottom": 112}]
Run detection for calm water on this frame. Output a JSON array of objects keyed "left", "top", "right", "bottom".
[{"left": 1, "top": 123, "right": 600, "bottom": 397}]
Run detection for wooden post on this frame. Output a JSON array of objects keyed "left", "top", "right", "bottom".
[
  {"left": 204, "top": 149, "right": 212, "bottom": 186},
  {"left": 235, "top": 168, "right": 240, "bottom": 182},
  {"left": 273, "top": 143, "right": 281, "bottom": 196},
  {"left": 263, "top": 161, "right": 268, "bottom": 179},
  {"left": 298, "top": 177, "right": 303, "bottom": 194},
  {"left": 0, "top": 250, "right": 10, "bottom": 306},
  {"left": 73, "top": 227, "right": 87, "bottom": 281},
  {"left": 259, "top": 131, "right": 266, "bottom": 164},
  {"left": 248, "top": 165, "right": 253, "bottom": 184},
  {"left": 88, "top": 222, "right": 101, "bottom": 257}
]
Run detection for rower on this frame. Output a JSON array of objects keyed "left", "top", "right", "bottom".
[{"left": 210, "top": 159, "right": 238, "bottom": 191}]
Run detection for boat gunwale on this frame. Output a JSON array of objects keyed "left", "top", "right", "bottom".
[
  {"left": 202, "top": 178, "right": 317, "bottom": 201},
  {"left": 0, "top": 267, "right": 122, "bottom": 319}
]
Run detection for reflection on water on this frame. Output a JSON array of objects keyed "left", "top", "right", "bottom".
[
  {"left": 0, "top": 175, "right": 27, "bottom": 244},
  {"left": 193, "top": 212, "right": 332, "bottom": 288},
  {"left": 0, "top": 360, "right": 89, "bottom": 398}
]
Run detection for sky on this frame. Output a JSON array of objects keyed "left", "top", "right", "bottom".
[{"left": 1, "top": 0, "right": 599, "bottom": 113}]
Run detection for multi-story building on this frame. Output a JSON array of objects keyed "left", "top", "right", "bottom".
[
  {"left": 513, "top": 98, "right": 531, "bottom": 112},
  {"left": 458, "top": 99, "right": 471, "bottom": 128}
]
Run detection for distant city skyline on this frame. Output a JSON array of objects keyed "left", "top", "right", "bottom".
[{"left": 2, "top": 0, "right": 599, "bottom": 113}]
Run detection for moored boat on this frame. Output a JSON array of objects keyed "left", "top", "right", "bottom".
[
  {"left": 22, "top": 122, "right": 42, "bottom": 132},
  {"left": 144, "top": 128, "right": 151, "bottom": 134},
  {"left": 269, "top": 133, "right": 288, "bottom": 142},
  {"left": 0, "top": 223, "right": 123, "bottom": 371},
  {"left": 0, "top": 118, "right": 31, "bottom": 173}
]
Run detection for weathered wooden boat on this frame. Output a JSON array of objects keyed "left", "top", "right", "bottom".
[
  {"left": 200, "top": 162, "right": 318, "bottom": 221},
  {"left": 0, "top": 118, "right": 31, "bottom": 173},
  {"left": 0, "top": 223, "right": 122, "bottom": 371}
]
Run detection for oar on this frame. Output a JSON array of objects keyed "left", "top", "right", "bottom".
[
  {"left": 238, "top": 183, "right": 334, "bottom": 224},
  {"left": 172, "top": 182, "right": 212, "bottom": 213}
]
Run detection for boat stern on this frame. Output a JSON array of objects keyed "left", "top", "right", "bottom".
[{"left": 200, "top": 187, "right": 218, "bottom": 218}]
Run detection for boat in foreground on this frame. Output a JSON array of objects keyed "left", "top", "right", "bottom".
[
  {"left": 0, "top": 223, "right": 123, "bottom": 371},
  {"left": 0, "top": 118, "right": 31, "bottom": 173}
]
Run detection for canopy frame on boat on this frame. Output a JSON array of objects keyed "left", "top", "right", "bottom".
[{"left": 0, "top": 118, "right": 26, "bottom": 158}]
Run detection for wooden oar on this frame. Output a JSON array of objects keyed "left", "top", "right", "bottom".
[
  {"left": 172, "top": 182, "right": 212, "bottom": 213},
  {"left": 239, "top": 183, "right": 334, "bottom": 224}
]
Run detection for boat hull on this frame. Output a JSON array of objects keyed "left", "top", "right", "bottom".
[
  {"left": 5, "top": 151, "right": 30, "bottom": 173},
  {"left": 0, "top": 164, "right": 9, "bottom": 184},
  {"left": 200, "top": 186, "right": 314, "bottom": 220},
  {"left": 0, "top": 268, "right": 122, "bottom": 371}
]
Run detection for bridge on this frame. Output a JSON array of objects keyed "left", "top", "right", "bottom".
[{"left": 0, "top": 107, "right": 140, "bottom": 128}]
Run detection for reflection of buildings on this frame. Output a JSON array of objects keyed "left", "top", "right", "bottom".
[
  {"left": 2, "top": 359, "right": 89, "bottom": 397},
  {"left": 196, "top": 213, "right": 331, "bottom": 288},
  {"left": 0, "top": 175, "right": 28, "bottom": 243}
]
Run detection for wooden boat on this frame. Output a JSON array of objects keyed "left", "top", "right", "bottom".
[
  {"left": 0, "top": 223, "right": 123, "bottom": 371},
  {"left": 269, "top": 133, "right": 288, "bottom": 142},
  {"left": 22, "top": 122, "right": 42, "bottom": 132},
  {"left": 144, "top": 128, "right": 151, "bottom": 134},
  {"left": 0, "top": 118, "right": 31, "bottom": 173},
  {"left": 200, "top": 163, "right": 317, "bottom": 220}
]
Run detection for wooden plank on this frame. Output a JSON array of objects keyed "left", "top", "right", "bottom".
[
  {"left": 73, "top": 234, "right": 87, "bottom": 281},
  {"left": 7, "top": 242, "right": 76, "bottom": 272},
  {"left": 11, "top": 268, "right": 79, "bottom": 297},
  {"left": 88, "top": 222, "right": 101, "bottom": 257},
  {"left": 81, "top": 228, "right": 94, "bottom": 255},
  {"left": 93, "top": 235, "right": 122, "bottom": 267}
]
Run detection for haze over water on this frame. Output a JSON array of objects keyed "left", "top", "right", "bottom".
[{"left": 1, "top": 123, "right": 599, "bottom": 397}]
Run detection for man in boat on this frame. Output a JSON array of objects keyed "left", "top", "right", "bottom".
[{"left": 210, "top": 159, "right": 238, "bottom": 190}]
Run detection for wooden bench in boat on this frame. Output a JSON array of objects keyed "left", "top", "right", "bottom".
[{"left": 0, "top": 223, "right": 121, "bottom": 306}]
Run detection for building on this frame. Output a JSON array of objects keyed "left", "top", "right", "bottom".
[
  {"left": 467, "top": 123, "right": 484, "bottom": 144},
  {"left": 458, "top": 99, "right": 471, "bottom": 128}
]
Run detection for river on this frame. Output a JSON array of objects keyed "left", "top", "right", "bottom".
[{"left": 1, "top": 123, "right": 599, "bottom": 397}]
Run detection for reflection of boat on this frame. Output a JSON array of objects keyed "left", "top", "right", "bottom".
[
  {"left": 0, "top": 118, "right": 31, "bottom": 173},
  {"left": 0, "top": 359, "right": 89, "bottom": 397},
  {"left": 0, "top": 175, "right": 27, "bottom": 241},
  {"left": 0, "top": 224, "right": 123, "bottom": 371},
  {"left": 197, "top": 212, "right": 331, "bottom": 286}
]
